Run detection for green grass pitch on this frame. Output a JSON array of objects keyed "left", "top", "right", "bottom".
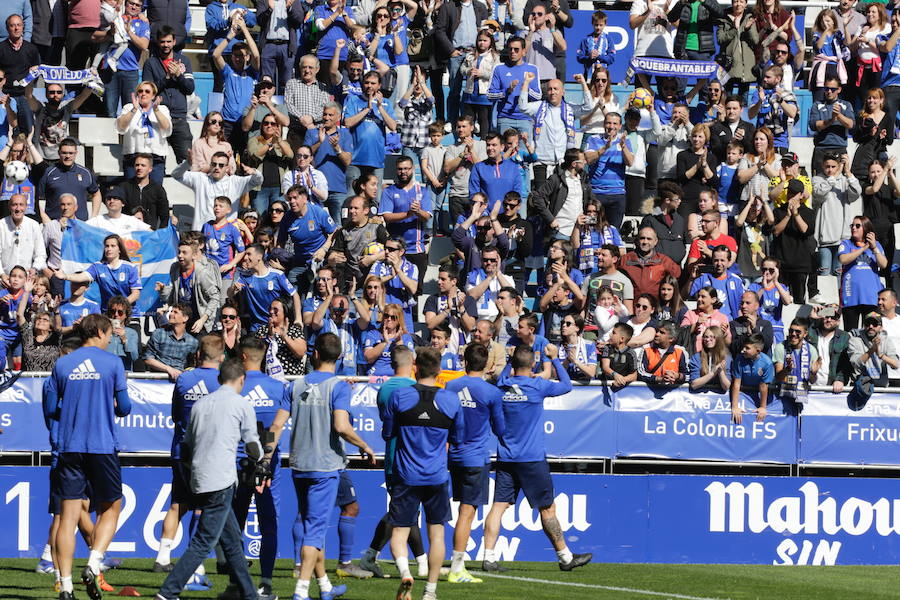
[{"left": 6, "top": 558, "right": 900, "bottom": 600}]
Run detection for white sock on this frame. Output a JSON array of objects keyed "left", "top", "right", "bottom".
[
  {"left": 156, "top": 538, "right": 173, "bottom": 564},
  {"left": 557, "top": 547, "right": 573, "bottom": 564},
  {"left": 483, "top": 548, "right": 497, "bottom": 563},
  {"left": 425, "top": 582, "right": 437, "bottom": 595},
  {"left": 416, "top": 553, "right": 428, "bottom": 567},
  {"left": 41, "top": 544, "right": 52, "bottom": 561},
  {"left": 363, "top": 547, "right": 378, "bottom": 561},
  {"left": 294, "top": 578, "right": 310, "bottom": 598},
  {"left": 194, "top": 563, "right": 206, "bottom": 576},
  {"left": 54, "top": 570, "right": 61, "bottom": 583},
  {"left": 317, "top": 575, "right": 333, "bottom": 593},
  {"left": 61, "top": 576, "right": 73, "bottom": 593},
  {"left": 395, "top": 556, "right": 411, "bottom": 579},
  {"left": 88, "top": 550, "right": 103, "bottom": 575},
  {"left": 450, "top": 551, "right": 465, "bottom": 573}
]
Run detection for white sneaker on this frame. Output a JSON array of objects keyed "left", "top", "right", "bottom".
[{"left": 808, "top": 294, "right": 827, "bottom": 305}]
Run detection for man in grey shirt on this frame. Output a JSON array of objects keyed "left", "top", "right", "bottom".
[
  {"left": 442, "top": 115, "right": 486, "bottom": 229},
  {"left": 156, "top": 359, "right": 275, "bottom": 600},
  {"left": 849, "top": 312, "right": 900, "bottom": 384}
]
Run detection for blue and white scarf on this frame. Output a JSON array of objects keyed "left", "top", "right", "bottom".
[
  {"left": 535, "top": 100, "right": 576, "bottom": 149},
  {"left": 16, "top": 65, "right": 105, "bottom": 97},
  {"left": 781, "top": 340, "right": 811, "bottom": 402}
]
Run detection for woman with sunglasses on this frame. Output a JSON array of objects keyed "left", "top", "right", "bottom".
[
  {"left": 104, "top": 295, "right": 140, "bottom": 370},
  {"left": 368, "top": 8, "right": 403, "bottom": 76},
  {"left": 245, "top": 117, "right": 293, "bottom": 214},
  {"left": 560, "top": 314, "right": 597, "bottom": 381},
  {"left": 281, "top": 144, "right": 328, "bottom": 206},
  {"left": 254, "top": 296, "right": 308, "bottom": 376},
  {"left": 59, "top": 234, "right": 141, "bottom": 311},
  {"left": 116, "top": 81, "right": 172, "bottom": 184},
  {"left": 681, "top": 286, "right": 732, "bottom": 352},
  {"left": 622, "top": 293, "right": 659, "bottom": 349},
  {"left": 190, "top": 111, "right": 237, "bottom": 175},
  {"left": 260, "top": 199, "right": 289, "bottom": 233},
  {"left": 353, "top": 274, "right": 386, "bottom": 371},
  {"left": 839, "top": 215, "right": 888, "bottom": 330},
  {"left": 577, "top": 66, "right": 620, "bottom": 147},
  {"left": 689, "top": 325, "right": 731, "bottom": 392},
  {"left": 0, "top": 131, "right": 44, "bottom": 219},
  {"left": 362, "top": 302, "right": 415, "bottom": 376},
  {"left": 219, "top": 299, "right": 242, "bottom": 360},
  {"left": 749, "top": 257, "right": 793, "bottom": 344}
]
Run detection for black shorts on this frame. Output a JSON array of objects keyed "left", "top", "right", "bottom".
[
  {"left": 170, "top": 458, "right": 192, "bottom": 505},
  {"left": 449, "top": 463, "right": 489, "bottom": 507},
  {"left": 57, "top": 452, "right": 122, "bottom": 504},
  {"left": 389, "top": 480, "right": 451, "bottom": 527},
  {"left": 493, "top": 461, "right": 554, "bottom": 509},
  {"left": 335, "top": 470, "right": 357, "bottom": 507}
]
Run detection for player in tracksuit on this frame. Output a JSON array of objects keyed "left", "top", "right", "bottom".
[
  {"left": 481, "top": 343, "right": 593, "bottom": 572},
  {"left": 444, "top": 343, "right": 506, "bottom": 584},
  {"left": 153, "top": 335, "right": 224, "bottom": 591},
  {"left": 383, "top": 347, "right": 466, "bottom": 600},
  {"left": 219, "top": 337, "right": 291, "bottom": 599}
]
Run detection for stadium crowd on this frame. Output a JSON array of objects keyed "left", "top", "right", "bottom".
[{"left": 10, "top": 0, "right": 900, "bottom": 597}]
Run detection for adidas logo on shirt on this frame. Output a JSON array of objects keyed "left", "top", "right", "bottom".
[
  {"left": 184, "top": 380, "right": 209, "bottom": 401},
  {"left": 417, "top": 412, "right": 430, "bottom": 420},
  {"left": 68, "top": 359, "right": 101, "bottom": 381},
  {"left": 246, "top": 385, "right": 274, "bottom": 408}
]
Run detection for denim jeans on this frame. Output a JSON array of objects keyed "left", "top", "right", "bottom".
[
  {"left": 325, "top": 190, "right": 344, "bottom": 225},
  {"left": 447, "top": 54, "right": 467, "bottom": 124},
  {"left": 818, "top": 245, "right": 841, "bottom": 276},
  {"left": 597, "top": 193, "right": 626, "bottom": 229},
  {"left": 158, "top": 485, "right": 257, "bottom": 600},
  {"left": 105, "top": 69, "right": 140, "bottom": 118},
  {"left": 253, "top": 187, "right": 283, "bottom": 215},
  {"left": 428, "top": 183, "right": 449, "bottom": 235}
]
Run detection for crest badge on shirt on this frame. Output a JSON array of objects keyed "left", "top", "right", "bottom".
[
  {"left": 308, "top": 220, "right": 315, "bottom": 231},
  {"left": 268, "top": 280, "right": 274, "bottom": 291},
  {"left": 77, "top": 174, "right": 82, "bottom": 182},
  {"left": 119, "top": 272, "right": 126, "bottom": 282}
]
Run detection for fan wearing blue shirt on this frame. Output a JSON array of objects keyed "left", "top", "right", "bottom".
[
  {"left": 481, "top": 343, "right": 592, "bottom": 573},
  {"left": 468, "top": 132, "right": 523, "bottom": 212},
  {"left": 287, "top": 333, "right": 375, "bottom": 600},
  {"left": 303, "top": 104, "right": 354, "bottom": 220},
  {"left": 369, "top": 239, "right": 419, "bottom": 332},
  {"left": 211, "top": 18, "right": 260, "bottom": 146},
  {"left": 154, "top": 335, "right": 224, "bottom": 577},
  {"left": 444, "top": 344, "right": 505, "bottom": 583},
  {"left": 279, "top": 186, "right": 337, "bottom": 296},
  {"left": 505, "top": 312, "right": 552, "bottom": 378},
  {"left": 231, "top": 244, "right": 303, "bottom": 332},
  {"left": 60, "top": 234, "right": 142, "bottom": 311},
  {"left": 202, "top": 197, "right": 246, "bottom": 279},
  {"left": 382, "top": 347, "right": 465, "bottom": 600},
  {"left": 42, "top": 314, "right": 132, "bottom": 600},
  {"left": 585, "top": 112, "right": 634, "bottom": 229},
  {"left": 57, "top": 281, "right": 101, "bottom": 331},
  {"left": 488, "top": 37, "right": 542, "bottom": 132},
  {"left": 730, "top": 333, "right": 775, "bottom": 424},
  {"left": 343, "top": 71, "right": 398, "bottom": 196},
  {"left": 748, "top": 66, "right": 798, "bottom": 152},
  {"left": 379, "top": 156, "right": 431, "bottom": 294}
]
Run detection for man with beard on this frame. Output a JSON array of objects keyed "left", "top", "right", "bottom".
[
  {"left": 749, "top": 65, "right": 798, "bottom": 153},
  {"left": 689, "top": 245, "right": 745, "bottom": 320},
  {"left": 379, "top": 155, "right": 431, "bottom": 297},
  {"left": 808, "top": 76, "right": 854, "bottom": 175},
  {"left": 773, "top": 317, "right": 820, "bottom": 404},
  {"left": 424, "top": 264, "right": 478, "bottom": 357},
  {"left": 468, "top": 132, "right": 523, "bottom": 213},
  {"left": 584, "top": 111, "right": 633, "bottom": 228},
  {"left": 581, "top": 244, "right": 634, "bottom": 337},
  {"left": 24, "top": 83, "right": 92, "bottom": 160},
  {"left": 729, "top": 290, "right": 774, "bottom": 357},
  {"left": 452, "top": 196, "right": 509, "bottom": 281},
  {"left": 325, "top": 195, "right": 388, "bottom": 286},
  {"left": 304, "top": 102, "right": 353, "bottom": 223},
  {"left": 709, "top": 95, "right": 754, "bottom": 163},
  {"left": 529, "top": 148, "right": 590, "bottom": 244},
  {"left": 142, "top": 26, "right": 195, "bottom": 163},
  {"left": 849, "top": 311, "right": 900, "bottom": 387},
  {"left": 443, "top": 115, "right": 486, "bottom": 226},
  {"left": 808, "top": 304, "right": 852, "bottom": 393},
  {"left": 619, "top": 227, "right": 681, "bottom": 301},
  {"left": 343, "top": 71, "right": 397, "bottom": 199}
]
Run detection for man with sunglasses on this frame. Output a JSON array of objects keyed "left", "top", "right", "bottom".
[
  {"left": 773, "top": 317, "right": 820, "bottom": 405},
  {"left": 425, "top": 264, "right": 478, "bottom": 356},
  {"left": 808, "top": 76, "right": 854, "bottom": 175},
  {"left": 807, "top": 304, "right": 852, "bottom": 393},
  {"left": 212, "top": 16, "right": 260, "bottom": 153},
  {"left": 281, "top": 144, "right": 329, "bottom": 207},
  {"left": 24, "top": 82, "right": 91, "bottom": 160},
  {"left": 496, "top": 191, "right": 533, "bottom": 294},
  {"left": 488, "top": 36, "right": 541, "bottom": 134},
  {"left": 142, "top": 26, "right": 195, "bottom": 164},
  {"left": 171, "top": 150, "right": 262, "bottom": 230},
  {"left": 849, "top": 311, "right": 900, "bottom": 390},
  {"left": 380, "top": 155, "right": 430, "bottom": 295},
  {"left": 370, "top": 236, "right": 418, "bottom": 332}
]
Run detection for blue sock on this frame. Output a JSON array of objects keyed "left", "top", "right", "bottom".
[{"left": 338, "top": 516, "right": 356, "bottom": 563}]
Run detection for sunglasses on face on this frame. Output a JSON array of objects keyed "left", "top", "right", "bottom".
[
  {"left": 385, "top": 246, "right": 401, "bottom": 252},
  {"left": 789, "top": 329, "right": 804, "bottom": 336},
  {"left": 271, "top": 208, "right": 285, "bottom": 213},
  {"left": 366, "top": 285, "right": 380, "bottom": 290},
  {"left": 762, "top": 267, "right": 775, "bottom": 273},
  {"left": 298, "top": 153, "right": 311, "bottom": 158},
  {"left": 384, "top": 314, "right": 399, "bottom": 320},
  {"left": 483, "top": 258, "right": 498, "bottom": 263},
  {"left": 851, "top": 223, "right": 862, "bottom": 228},
  {"left": 110, "top": 309, "right": 126, "bottom": 316},
  {"left": 263, "top": 121, "right": 277, "bottom": 126},
  {"left": 775, "top": 49, "right": 789, "bottom": 55},
  {"left": 211, "top": 162, "right": 227, "bottom": 168},
  {"left": 504, "top": 202, "right": 519, "bottom": 208},
  {"left": 208, "top": 118, "right": 222, "bottom": 125},
  {"left": 824, "top": 86, "right": 839, "bottom": 91},
  {"left": 222, "top": 314, "right": 238, "bottom": 320}
]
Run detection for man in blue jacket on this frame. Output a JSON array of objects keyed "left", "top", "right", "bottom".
[{"left": 481, "top": 342, "right": 592, "bottom": 573}]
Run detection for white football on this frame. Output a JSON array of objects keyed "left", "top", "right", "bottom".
[{"left": 4, "top": 161, "right": 28, "bottom": 184}]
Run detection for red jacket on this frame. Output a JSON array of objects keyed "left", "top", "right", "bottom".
[{"left": 620, "top": 251, "right": 682, "bottom": 302}]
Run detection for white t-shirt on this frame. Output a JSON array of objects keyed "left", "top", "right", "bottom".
[
  {"left": 86, "top": 213, "right": 152, "bottom": 237},
  {"left": 556, "top": 172, "right": 584, "bottom": 236},
  {"left": 882, "top": 314, "right": 900, "bottom": 379},
  {"left": 631, "top": 0, "right": 674, "bottom": 58},
  {"left": 815, "top": 331, "right": 833, "bottom": 387}
]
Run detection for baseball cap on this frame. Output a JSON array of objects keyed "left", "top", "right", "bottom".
[
  {"left": 781, "top": 152, "right": 799, "bottom": 166},
  {"left": 105, "top": 186, "right": 125, "bottom": 201},
  {"left": 786, "top": 178, "right": 805, "bottom": 197},
  {"left": 864, "top": 311, "right": 883, "bottom": 326}
]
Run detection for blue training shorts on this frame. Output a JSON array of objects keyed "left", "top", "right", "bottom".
[
  {"left": 449, "top": 463, "right": 490, "bottom": 507},
  {"left": 57, "top": 452, "right": 122, "bottom": 504},
  {"left": 292, "top": 473, "right": 339, "bottom": 550},
  {"left": 335, "top": 470, "right": 357, "bottom": 507},
  {"left": 492, "top": 461, "right": 555, "bottom": 509},
  {"left": 389, "top": 480, "right": 451, "bottom": 526}
]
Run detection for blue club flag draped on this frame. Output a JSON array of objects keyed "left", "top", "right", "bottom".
[{"left": 60, "top": 221, "right": 178, "bottom": 316}]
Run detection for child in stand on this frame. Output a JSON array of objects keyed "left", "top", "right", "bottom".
[
  {"left": 601, "top": 322, "right": 638, "bottom": 389},
  {"left": 576, "top": 10, "right": 615, "bottom": 80},
  {"left": 56, "top": 280, "right": 101, "bottom": 335},
  {"left": 94, "top": 0, "right": 131, "bottom": 71},
  {"left": 717, "top": 141, "right": 745, "bottom": 224},
  {"left": 503, "top": 128, "right": 536, "bottom": 201},
  {"left": 431, "top": 322, "right": 461, "bottom": 370},
  {"left": 571, "top": 202, "right": 624, "bottom": 276},
  {"left": 421, "top": 121, "right": 449, "bottom": 235},
  {"left": 202, "top": 195, "right": 246, "bottom": 279},
  {"left": 593, "top": 285, "right": 630, "bottom": 345}
]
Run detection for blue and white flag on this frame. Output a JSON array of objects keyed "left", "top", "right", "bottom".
[{"left": 61, "top": 221, "right": 178, "bottom": 316}]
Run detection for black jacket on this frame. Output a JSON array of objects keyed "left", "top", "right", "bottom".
[
  {"left": 147, "top": 0, "right": 190, "bottom": 46},
  {"left": 709, "top": 119, "right": 755, "bottom": 163},
  {"left": 528, "top": 169, "right": 591, "bottom": 232},
  {"left": 142, "top": 50, "right": 195, "bottom": 119},
  {"left": 668, "top": 0, "right": 724, "bottom": 56},
  {"left": 121, "top": 180, "right": 170, "bottom": 230},
  {"left": 30, "top": 0, "right": 54, "bottom": 47},
  {"left": 433, "top": 0, "right": 488, "bottom": 63},
  {"left": 639, "top": 211, "right": 687, "bottom": 266}
]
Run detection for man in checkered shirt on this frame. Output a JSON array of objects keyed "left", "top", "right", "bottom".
[{"left": 285, "top": 54, "right": 332, "bottom": 148}]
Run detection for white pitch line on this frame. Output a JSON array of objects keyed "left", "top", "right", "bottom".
[{"left": 479, "top": 572, "right": 730, "bottom": 600}]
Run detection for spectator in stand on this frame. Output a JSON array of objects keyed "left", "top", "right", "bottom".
[
  {"left": 379, "top": 155, "right": 430, "bottom": 293},
  {"left": 280, "top": 146, "right": 327, "bottom": 207},
  {"left": 657, "top": 275, "right": 687, "bottom": 324},
  {"left": 504, "top": 312, "right": 552, "bottom": 378},
  {"left": 686, "top": 210, "right": 737, "bottom": 272},
  {"left": 689, "top": 325, "right": 731, "bottom": 392},
  {"left": 304, "top": 102, "right": 353, "bottom": 223},
  {"left": 656, "top": 103, "right": 691, "bottom": 194},
  {"left": 468, "top": 131, "right": 522, "bottom": 213},
  {"left": 863, "top": 158, "right": 900, "bottom": 263},
  {"left": 424, "top": 264, "right": 477, "bottom": 355},
  {"left": 369, "top": 237, "right": 419, "bottom": 332},
  {"left": 469, "top": 317, "right": 507, "bottom": 381},
  {"left": 42, "top": 192, "right": 76, "bottom": 297},
  {"left": 808, "top": 77, "right": 854, "bottom": 175},
  {"left": 362, "top": 302, "right": 415, "bottom": 376},
  {"left": 676, "top": 124, "right": 719, "bottom": 215},
  {"left": 878, "top": 289, "right": 900, "bottom": 386},
  {"left": 326, "top": 195, "right": 388, "bottom": 285},
  {"left": 578, "top": 68, "right": 620, "bottom": 147},
  {"left": 849, "top": 4, "right": 889, "bottom": 104},
  {"left": 257, "top": 0, "right": 305, "bottom": 94},
  {"left": 398, "top": 66, "right": 435, "bottom": 169},
  {"left": 211, "top": 18, "right": 260, "bottom": 152},
  {"left": 309, "top": 290, "right": 360, "bottom": 376},
  {"left": 245, "top": 115, "right": 293, "bottom": 215},
  {"left": 230, "top": 244, "right": 302, "bottom": 332},
  {"left": 285, "top": 54, "right": 333, "bottom": 149},
  {"left": 119, "top": 153, "right": 171, "bottom": 230},
  {"left": 157, "top": 237, "right": 223, "bottom": 335},
  {"left": 102, "top": 295, "right": 139, "bottom": 369},
  {"left": 771, "top": 181, "right": 815, "bottom": 303},
  {"left": 171, "top": 151, "right": 262, "bottom": 231},
  {"left": 343, "top": 71, "right": 397, "bottom": 199},
  {"left": 638, "top": 322, "right": 688, "bottom": 388},
  {"left": 493, "top": 286, "right": 523, "bottom": 348},
  {"left": 752, "top": 0, "right": 791, "bottom": 61},
  {"left": 86, "top": 186, "right": 151, "bottom": 236},
  {"left": 200, "top": 196, "right": 245, "bottom": 279},
  {"left": 730, "top": 333, "right": 773, "bottom": 424},
  {"left": 689, "top": 246, "right": 745, "bottom": 320},
  {"left": 571, "top": 203, "right": 623, "bottom": 276},
  {"left": 682, "top": 286, "right": 732, "bottom": 353},
  {"left": 278, "top": 185, "right": 337, "bottom": 296},
  {"left": 734, "top": 192, "right": 774, "bottom": 283},
  {"left": 56, "top": 278, "right": 99, "bottom": 334},
  {"left": 773, "top": 317, "right": 820, "bottom": 404},
  {"left": 717, "top": 2, "right": 759, "bottom": 100},
  {"left": 37, "top": 139, "right": 100, "bottom": 220},
  {"left": 812, "top": 153, "right": 860, "bottom": 284},
  {"left": 881, "top": 12, "right": 900, "bottom": 135},
  {"left": 851, "top": 89, "right": 891, "bottom": 182},
  {"left": 686, "top": 188, "right": 728, "bottom": 242},
  {"left": 96, "top": 0, "right": 149, "bottom": 118},
  {"left": 205, "top": 0, "right": 256, "bottom": 91},
  {"left": 620, "top": 227, "right": 681, "bottom": 302},
  {"left": 849, "top": 311, "right": 900, "bottom": 388},
  {"left": 667, "top": 0, "right": 723, "bottom": 75},
  {"left": 58, "top": 234, "right": 141, "bottom": 310},
  {"left": 452, "top": 197, "right": 509, "bottom": 279},
  {"left": 748, "top": 256, "right": 793, "bottom": 344},
  {"left": 496, "top": 191, "right": 533, "bottom": 294},
  {"left": 839, "top": 215, "right": 888, "bottom": 330},
  {"left": 600, "top": 322, "right": 637, "bottom": 388},
  {"left": 240, "top": 80, "right": 289, "bottom": 137},
  {"left": 748, "top": 65, "right": 798, "bottom": 153},
  {"left": 115, "top": 82, "right": 173, "bottom": 183},
  {"left": 767, "top": 151, "right": 812, "bottom": 210},
  {"left": 0, "top": 15, "right": 39, "bottom": 133},
  {"left": 468, "top": 246, "right": 515, "bottom": 321},
  {"left": 15, "top": 286, "right": 58, "bottom": 369},
  {"left": 575, "top": 10, "right": 614, "bottom": 81},
  {"left": 142, "top": 27, "right": 194, "bottom": 165},
  {"left": 538, "top": 264, "right": 584, "bottom": 345},
  {"left": 32, "top": 0, "right": 64, "bottom": 65},
  {"left": 559, "top": 313, "right": 596, "bottom": 381},
  {"left": 736, "top": 126, "right": 780, "bottom": 200},
  {"left": 143, "top": 302, "right": 199, "bottom": 380},
  {"left": 729, "top": 290, "right": 774, "bottom": 357},
  {"left": 628, "top": 0, "right": 674, "bottom": 89},
  {"left": 252, "top": 296, "right": 306, "bottom": 376},
  {"left": 432, "top": 0, "right": 487, "bottom": 124},
  {"left": 0, "top": 193, "right": 44, "bottom": 278},
  {"left": 443, "top": 115, "right": 485, "bottom": 225},
  {"left": 808, "top": 304, "right": 852, "bottom": 393},
  {"left": 584, "top": 113, "right": 633, "bottom": 229},
  {"left": 640, "top": 182, "right": 687, "bottom": 266},
  {"left": 488, "top": 36, "right": 541, "bottom": 135},
  {"left": 709, "top": 96, "right": 754, "bottom": 163},
  {"left": 530, "top": 148, "right": 589, "bottom": 245},
  {"left": 22, "top": 85, "right": 83, "bottom": 164},
  {"left": 190, "top": 112, "right": 236, "bottom": 175},
  {"left": 581, "top": 244, "right": 634, "bottom": 339},
  {"left": 460, "top": 31, "right": 499, "bottom": 136},
  {"left": 66, "top": 0, "right": 100, "bottom": 72}
]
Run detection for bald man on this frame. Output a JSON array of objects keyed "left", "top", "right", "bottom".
[{"left": 619, "top": 227, "right": 681, "bottom": 301}]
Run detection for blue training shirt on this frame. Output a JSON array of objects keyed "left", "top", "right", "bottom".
[
  {"left": 377, "top": 375, "right": 416, "bottom": 477},
  {"left": 496, "top": 358, "right": 572, "bottom": 462},
  {"left": 58, "top": 298, "right": 101, "bottom": 328},
  {"left": 445, "top": 375, "right": 506, "bottom": 467},
  {"left": 170, "top": 366, "right": 221, "bottom": 459},
  {"left": 236, "top": 267, "right": 297, "bottom": 330},
  {"left": 239, "top": 370, "right": 291, "bottom": 457},
  {"left": 86, "top": 261, "right": 142, "bottom": 310},
  {"left": 43, "top": 346, "right": 131, "bottom": 454}
]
